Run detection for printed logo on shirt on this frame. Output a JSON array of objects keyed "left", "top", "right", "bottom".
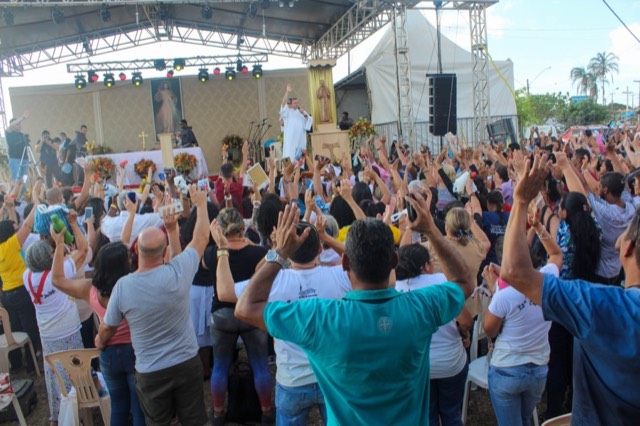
[
  {"left": 299, "top": 288, "right": 318, "bottom": 299},
  {"left": 377, "top": 316, "right": 393, "bottom": 334}
]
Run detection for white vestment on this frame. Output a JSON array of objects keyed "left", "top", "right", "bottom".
[{"left": 280, "top": 105, "right": 313, "bottom": 160}]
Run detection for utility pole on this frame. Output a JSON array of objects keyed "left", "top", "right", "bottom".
[{"left": 623, "top": 86, "right": 633, "bottom": 111}]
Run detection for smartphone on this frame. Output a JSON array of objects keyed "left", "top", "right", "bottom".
[
  {"left": 158, "top": 201, "right": 184, "bottom": 216},
  {"left": 406, "top": 194, "right": 418, "bottom": 222},
  {"left": 127, "top": 192, "right": 137, "bottom": 203},
  {"left": 314, "top": 154, "right": 329, "bottom": 163},
  {"left": 197, "top": 178, "right": 210, "bottom": 192},
  {"left": 158, "top": 172, "right": 165, "bottom": 181},
  {"left": 21, "top": 174, "right": 28, "bottom": 184},
  {"left": 85, "top": 207, "right": 93, "bottom": 221}
]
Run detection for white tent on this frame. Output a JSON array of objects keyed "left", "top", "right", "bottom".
[{"left": 343, "top": 10, "right": 516, "bottom": 143}]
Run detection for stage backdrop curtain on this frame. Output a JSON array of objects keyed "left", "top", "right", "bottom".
[{"left": 307, "top": 66, "right": 336, "bottom": 130}]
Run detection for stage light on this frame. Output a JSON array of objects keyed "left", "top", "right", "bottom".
[
  {"left": 173, "top": 59, "right": 185, "bottom": 71},
  {"left": 154, "top": 59, "right": 166, "bottom": 71},
  {"left": 241, "top": 66, "right": 248, "bottom": 74},
  {"left": 289, "top": 1, "right": 294, "bottom": 7},
  {"left": 201, "top": 4, "right": 213, "bottom": 20},
  {"left": 198, "top": 68, "right": 209, "bottom": 83},
  {"left": 103, "top": 73, "right": 115, "bottom": 88},
  {"left": 252, "top": 65, "right": 263, "bottom": 79},
  {"left": 2, "top": 10, "right": 14, "bottom": 26},
  {"left": 278, "top": 1, "right": 284, "bottom": 7},
  {"left": 248, "top": 2, "right": 258, "bottom": 18},
  {"left": 74, "top": 75, "right": 87, "bottom": 90},
  {"left": 99, "top": 5, "right": 111, "bottom": 22},
  {"left": 51, "top": 7, "right": 65, "bottom": 24},
  {"left": 166, "top": 69, "right": 174, "bottom": 78},
  {"left": 236, "top": 59, "right": 243, "bottom": 72},
  {"left": 225, "top": 68, "right": 236, "bottom": 81},
  {"left": 87, "top": 70, "right": 99, "bottom": 83},
  {"left": 132, "top": 72, "right": 143, "bottom": 87},
  {"left": 213, "top": 67, "right": 221, "bottom": 76},
  {"left": 261, "top": 0, "right": 271, "bottom": 8},
  {"left": 119, "top": 72, "right": 127, "bottom": 81}
]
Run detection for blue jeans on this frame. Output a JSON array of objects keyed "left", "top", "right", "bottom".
[
  {"left": 8, "top": 158, "right": 29, "bottom": 181},
  {"left": 489, "top": 363, "right": 548, "bottom": 426},
  {"left": 210, "top": 308, "right": 272, "bottom": 411},
  {"left": 100, "top": 344, "right": 146, "bottom": 426},
  {"left": 276, "top": 382, "right": 327, "bottom": 426},
  {"left": 430, "top": 361, "right": 468, "bottom": 426},
  {"left": 1, "top": 286, "right": 40, "bottom": 369}
]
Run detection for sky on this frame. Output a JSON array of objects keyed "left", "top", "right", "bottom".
[{"left": 2, "top": 0, "right": 640, "bottom": 120}]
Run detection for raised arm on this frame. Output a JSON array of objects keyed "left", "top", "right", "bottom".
[
  {"left": 50, "top": 225, "right": 91, "bottom": 302},
  {"left": 236, "top": 204, "right": 310, "bottom": 329},
  {"left": 186, "top": 185, "right": 210, "bottom": 257},
  {"left": 338, "top": 179, "right": 366, "bottom": 220},
  {"left": 528, "top": 207, "right": 563, "bottom": 271},
  {"left": 120, "top": 197, "right": 138, "bottom": 247},
  {"left": 67, "top": 210, "right": 89, "bottom": 272},
  {"left": 555, "top": 151, "right": 588, "bottom": 196},
  {"left": 210, "top": 220, "right": 237, "bottom": 303},
  {"left": 239, "top": 140, "right": 249, "bottom": 178},
  {"left": 406, "top": 190, "right": 473, "bottom": 299},
  {"left": 281, "top": 83, "right": 293, "bottom": 107},
  {"left": 16, "top": 199, "right": 36, "bottom": 246},
  {"left": 500, "top": 155, "right": 549, "bottom": 305}
]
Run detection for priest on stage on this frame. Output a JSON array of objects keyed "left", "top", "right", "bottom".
[{"left": 280, "top": 83, "right": 313, "bottom": 161}]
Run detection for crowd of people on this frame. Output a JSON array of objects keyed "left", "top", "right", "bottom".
[{"left": 0, "top": 115, "right": 639, "bottom": 426}]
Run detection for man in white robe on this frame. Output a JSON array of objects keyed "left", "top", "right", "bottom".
[{"left": 280, "top": 83, "right": 313, "bottom": 161}]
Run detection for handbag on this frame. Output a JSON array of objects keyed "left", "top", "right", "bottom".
[{"left": 225, "top": 361, "right": 262, "bottom": 424}]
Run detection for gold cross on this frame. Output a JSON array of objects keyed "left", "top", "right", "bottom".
[{"left": 139, "top": 131, "right": 149, "bottom": 151}]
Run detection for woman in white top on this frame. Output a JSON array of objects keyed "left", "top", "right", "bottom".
[
  {"left": 23, "top": 221, "right": 88, "bottom": 425},
  {"left": 483, "top": 206, "right": 563, "bottom": 426},
  {"left": 395, "top": 244, "right": 472, "bottom": 426}
]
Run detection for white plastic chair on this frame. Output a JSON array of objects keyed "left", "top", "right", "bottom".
[
  {"left": 45, "top": 349, "right": 111, "bottom": 426},
  {"left": 0, "top": 307, "right": 40, "bottom": 377},
  {"left": 461, "top": 308, "right": 539, "bottom": 426},
  {"left": 0, "top": 391, "right": 27, "bottom": 425},
  {"left": 541, "top": 413, "right": 571, "bottom": 426}
]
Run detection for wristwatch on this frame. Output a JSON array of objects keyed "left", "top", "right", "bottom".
[{"left": 265, "top": 250, "right": 287, "bottom": 268}]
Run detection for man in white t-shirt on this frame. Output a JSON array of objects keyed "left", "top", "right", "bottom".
[
  {"left": 100, "top": 191, "right": 164, "bottom": 242},
  {"left": 214, "top": 221, "right": 350, "bottom": 425},
  {"left": 280, "top": 83, "right": 313, "bottom": 161}
]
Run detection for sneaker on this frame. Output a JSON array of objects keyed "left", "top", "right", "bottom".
[{"left": 210, "top": 411, "right": 225, "bottom": 426}]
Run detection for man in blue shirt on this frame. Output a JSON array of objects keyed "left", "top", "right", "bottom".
[
  {"left": 501, "top": 154, "right": 640, "bottom": 425},
  {"left": 235, "top": 200, "right": 473, "bottom": 425}
]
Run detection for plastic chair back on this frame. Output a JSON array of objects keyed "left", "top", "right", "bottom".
[
  {"left": 45, "top": 349, "right": 100, "bottom": 405},
  {"left": 0, "top": 308, "right": 17, "bottom": 347}
]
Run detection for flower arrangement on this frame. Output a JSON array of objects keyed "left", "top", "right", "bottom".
[
  {"left": 222, "top": 134, "right": 244, "bottom": 150},
  {"left": 174, "top": 153, "right": 198, "bottom": 175},
  {"left": 348, "top": 117, "right": 377, "bottom": 139},
  {"left": 85, "top": 141, "right": 114, "bottom": 155},
  {"left": 134, "top": 158, "right": 156, "bottom": 179},
  {"left": 119, "top": 160, "right": 128, "bottom": 169},
  {"left": 90, "top": 157, "right": 115, "bottom": 180}
]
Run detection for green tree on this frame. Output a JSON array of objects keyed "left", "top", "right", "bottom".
[
  {"left": 516, "top": 89, "right": 569, "bottom": 127},
  {"left": 587, "top": 51, "right": 619, "bottom": 105},
  {"left": 560, "top": 99, "right": 611, "bottom": 126},
  {"left": 570, "top": 67, "right": 598, "bottom": 99}
]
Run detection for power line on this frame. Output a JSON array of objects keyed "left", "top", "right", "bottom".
[{"left": 602, "top": 0, "right": 640, "bottom": 44}]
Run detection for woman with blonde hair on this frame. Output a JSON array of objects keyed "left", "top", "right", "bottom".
[
  {"left": 201, "top": 208, "right": 273, "bottom": 424},
  {"left": 426, "top": 207, "right": 491, "bottom": 284}
]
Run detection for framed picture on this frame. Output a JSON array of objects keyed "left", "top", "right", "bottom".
[{"left": 150, "top": 78, "right": 183, "bottom": 139}]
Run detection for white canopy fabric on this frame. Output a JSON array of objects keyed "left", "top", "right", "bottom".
[{"left": 363, "top": 10, "right": 516, "bottom": 124}]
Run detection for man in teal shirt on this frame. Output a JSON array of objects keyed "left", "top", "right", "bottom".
[{"left": 236, "top": 198, "right": 473, "bottom": 425}]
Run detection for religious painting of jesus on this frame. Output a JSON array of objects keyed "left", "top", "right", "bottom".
[{"left": 150, "top": 78, "right": 183, "bottom": 137}]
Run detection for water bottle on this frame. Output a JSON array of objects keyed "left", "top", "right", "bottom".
[{"left": 51, "top": 214, "right": 74, "bottom": 244}]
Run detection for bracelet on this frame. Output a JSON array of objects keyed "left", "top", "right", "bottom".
[{"left": 217, "top": 249, "right": 229, "bottom": 258}]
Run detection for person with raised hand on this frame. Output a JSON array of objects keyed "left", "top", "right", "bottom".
[
  {"left": 96, "top": 185, "right": 210, "bottom": 426},
  {"left": 235, "top": 193, "right": 472, "bottom": 425},
  {"left": 500, "top": 154, "right": 640, "bottom": 425}
]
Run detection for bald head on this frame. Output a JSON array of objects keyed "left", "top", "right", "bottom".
[
  {"left": 137, "top": 228, "right": 167, "bottom": 260},
  {"left": 46, "top": 188, "right": 63, "bottom": 205}
]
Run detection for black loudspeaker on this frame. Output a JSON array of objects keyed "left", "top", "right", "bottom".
[
  {"left": 427, "top": 73, "right": 457, "bottom": 136},
  {"left": 487, "top": 118, "right": 518, "bottom": 145}
]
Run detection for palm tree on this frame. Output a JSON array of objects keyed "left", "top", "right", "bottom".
[
  {"left": 587, "top": 51, "right": 619, "bottom": 105},
  {"left": 570, "top": 67, "right": 598, "bottom": 99}
]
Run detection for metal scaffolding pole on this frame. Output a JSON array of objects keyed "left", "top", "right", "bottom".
[
  {"left": 392, "top": 4, "right": 414, "bottom": 148},
  {"left": 468, "top": 3, "right": 491, "bottom": 143}
]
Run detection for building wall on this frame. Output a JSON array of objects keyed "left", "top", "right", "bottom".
[{"left": 9, "top": 68, "right": 310, "bottom": 175}]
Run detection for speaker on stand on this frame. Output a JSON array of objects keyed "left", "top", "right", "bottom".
[{"left": 427, "top": 74, "right": 457, "bottom": 145}]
